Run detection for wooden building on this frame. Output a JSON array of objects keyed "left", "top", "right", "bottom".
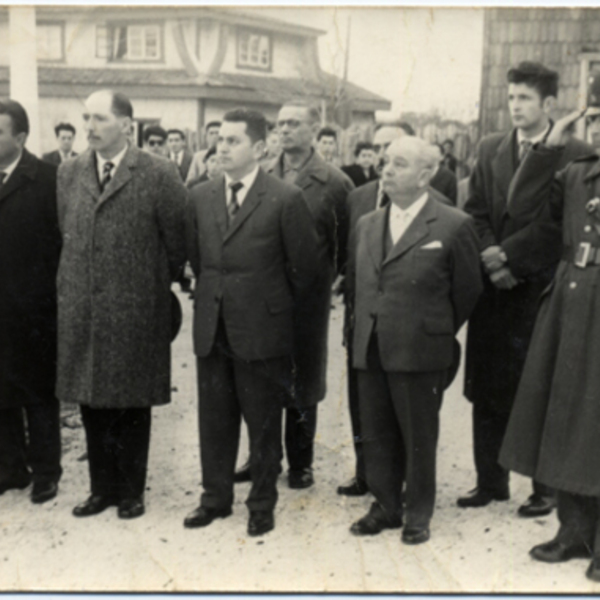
[{"left": 479, "top": 7, "right": 600, "bottom": 143}]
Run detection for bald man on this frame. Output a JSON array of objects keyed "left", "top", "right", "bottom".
[{"left": 348, "top": 136, "right": 482, "bottom": 544}]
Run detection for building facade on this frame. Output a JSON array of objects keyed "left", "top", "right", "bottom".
[
  {"left": 0, "top": 6, "right": 390, "bottom": 154},
  {"left": 479, "top": 7, "right": 600, "bottom": 145}
]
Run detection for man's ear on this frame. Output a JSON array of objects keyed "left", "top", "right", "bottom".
[
  {"left": 543, "top": 95, "right": 557, "bottom": 115},
  {"left": 252, "top": 139, "right": 266, "bottom": 159}
]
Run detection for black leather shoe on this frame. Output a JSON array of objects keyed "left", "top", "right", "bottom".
[
  {"left": 586, "top": 556, "right": 600, "bottom": 582},
  {"left": 530, "top": 539, "right": 592, "bottom": 563},
  {"left": 337, "top": 478, "right": 368, "bottom": 496},
  {"left": 457, "top": 487, "right": 509, "bottom": 508},
  {"left": 288, "top": 468, "right": 314, "bottom": 489},
  {"left": 234, "top": 462, "right": 252, "bottom": 484},
  {"left": 118, "top": 497, "right": 145, "bottom": 519},
  {"left": 518, "top": 493, "right": 556, "bottom": 518},
  {"left": 72, "top": 495, "right": 118, "bottom": 517},
  {"left": 183, "top": 505, "right": 232, "bottom": 528},
  {"left": 0, "top": 473, "right": 31, "bottom": 495},
  {"left": 350, "top": 502, "right": 403, "bottom": 536},
  {"left": 248, "top": 510, "right": 274, "bottom": 536},
  {"left": 402, "top": 526, "right": 431, "bottom": 545},
  {"left": 31, "top": 481, "right": 58, "bottom": 504}
]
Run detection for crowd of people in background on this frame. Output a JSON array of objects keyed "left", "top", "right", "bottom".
[{"left": 3, "top": 58, "right": 600, "bottom": 582}]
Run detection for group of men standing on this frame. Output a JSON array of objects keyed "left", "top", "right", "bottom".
[{"left": 4, "top": 59, "right": 600, "bottom": 577}]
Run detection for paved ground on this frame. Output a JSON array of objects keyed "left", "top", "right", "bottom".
[{"left": 0, "top": 290, "right": 599, "bottom": 592}]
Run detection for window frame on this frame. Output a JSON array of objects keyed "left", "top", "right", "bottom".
[
  {"left": 236, "top": 28, "right": 273, "bottom": 72},
  {"left": 103, "top": 21, "right": 165, "bottom": 63}
]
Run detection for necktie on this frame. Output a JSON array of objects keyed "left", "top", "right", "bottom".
[
  {"left": 519, "top": 140, "right": 533, "bottom": 161},
  {"left": 100, "top": 161, "right": 114, "bottom": 192},
  {"left": 228, "top": 181, "right": 244, "bottom": 225}
]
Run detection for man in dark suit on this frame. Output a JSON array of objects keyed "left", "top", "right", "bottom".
[
  {"left": 460, "top": 61, "right": 593, "bottom": 517},
  {"left": 266, "top": 100, "right": 353, "bottom": 490},
  {"left": 338, "top": 143, "right": 454, "bottom": 497},
  {"left": 167, "top": 128, "right": 193, "bottom": 181},
  {"left": 441, "top": 139, "right": 458, "bottom": 174},
  {"left": 184, "top": 108, "right": 319, "bottom": 536},
  {"left": 342, "top": 142, "right": 379, "bottom": 188},
  {"left": 42, "top": 122, "right": 77, "bottom": 166},
  {"left": 0, "top": 99, "right": 62, "bottom": 504},
  {"left": 57, "top": 90, "right": 187, "bottom": 520},
  {"left": 429, "top": 155, "right": 458, "bottom": 205},
  {"left": 349, "top": 136, "right": 482, "bottom": 544}
]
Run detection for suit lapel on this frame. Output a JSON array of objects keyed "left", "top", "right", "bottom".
[
  {"left": 223, "top": 170, "right": 265, "bottom": 243},
  {"left": 98, "top": 145, "right": 136, "bottom": 205},
  {"left": 382, "top": 197, "right": 437, "bottom": 267},
  {"left": 210, "top": 176, "right": 228, "bottom": 238},
  {"left": 0, "top": 150, "right": 37, "bottom": 204},
  {"left": 491, "top": 130, "right": 517, "bottom": 204},
  {"left": 364, "top": 208, "right": 387, "bottom": 273},
  {"left": 80, "top": 149, "right": 101, "bottom": 203}
]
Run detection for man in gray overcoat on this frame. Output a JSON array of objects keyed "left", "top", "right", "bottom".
[{"left": 56, "top": 90, "right": 187, "bottom": 519}]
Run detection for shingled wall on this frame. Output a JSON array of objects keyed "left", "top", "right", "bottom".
[{"left": 479, "top": 7, "right": 600, "bottom": 136}]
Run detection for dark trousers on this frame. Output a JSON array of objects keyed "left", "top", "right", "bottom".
[
  {"left": 473, "top": 403, "right": 553, "bottom": 498},
  {"left": 554, "top": 491, "right": 600, "bottom": 553},
  {"left": 285, "top": 405, "right": 317, "bottom": 472},
  {"left": 0, "top": 398, "right": 62, "bottom": 485},
  {"left": 358, "top": 335, "right": 445, "bottom": 528},
  {"left": 80, "top": 405, "right": 151, "bottom": 499},
  {"left": 197, "top": 320, "right": 287, "bottom": 512},
  {"left": 346, "top": 338, "right": 366, "bottom": 483}
]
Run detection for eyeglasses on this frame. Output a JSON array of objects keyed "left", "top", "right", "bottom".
[
  {"left": 148, "top": 139, "right": 164, "bottom": 147},
  {"left": 276, "top": 119, "right": 305, "bottom": 129}
]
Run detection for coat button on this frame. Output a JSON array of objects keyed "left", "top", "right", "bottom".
[
  {"left": 585, "top": 225, "right": 592, "bottom": 233},
  {"left": 570, "top": 282, "right": 577, "bottom": 289}
]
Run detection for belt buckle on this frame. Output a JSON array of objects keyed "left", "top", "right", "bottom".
[{"left": 575, "top": 242, "right": 592, "bottom": 268}]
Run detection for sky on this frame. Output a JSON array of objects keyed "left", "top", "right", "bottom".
[{"left": 260, "top": 7, "right": 485, "bottom": 123}]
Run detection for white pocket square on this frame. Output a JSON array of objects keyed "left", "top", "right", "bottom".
[{"left": 421, "top": 241, "right": 443, "bottom": 249}]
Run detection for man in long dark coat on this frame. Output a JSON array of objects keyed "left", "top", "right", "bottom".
[
  {"left": 461, "top": 61, "right": 592, "bottom": 516},
  {"left": 499, "top": 106, "right": 600, "bottom": 583},
  {"left": 56, "top": 90, "right": 187, "bottom": 519},
  {"left": 265, "top": 100, "right": 353, "bottom": 489},
  {"left": 0, "top": 99, "right": 62, "bottom": 504}
]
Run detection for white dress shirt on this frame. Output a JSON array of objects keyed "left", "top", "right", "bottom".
[
  {"left": 388, "top": 192, "right": 429, "bottom": 246},
  {"left": 96, "top": 143, "right": 128, "bottom": 184},
  {"left": 517, "top": 123, "right": 550, "bottom": 151},
  {"left": 224, "top": 165, "right": 260, "bottom": 209},
  {"left": 0, "top": 151, "right": 23, "bottom": 184}
]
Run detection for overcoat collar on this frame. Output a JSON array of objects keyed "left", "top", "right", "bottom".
[
  {"left": 0, "top": 148, "right": 38, "bottom": 203},
  {"left": 268, "top": 148, "right": 329, "bottom": 190},
  {"left": 583, "top": 153, "right": 600, "bottom": 183},
  {"left": 81, "top": 143, "right": 138, "bottom": 205},
  {"left": 364, "top": 195, "right": 438, "bottom": 270},
  {"left": 210, "top": 168, "right": 267, "bottom": 242}
]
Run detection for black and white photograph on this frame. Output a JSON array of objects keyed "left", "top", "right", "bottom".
[{"left": 1, "top": 2, "right": 600, "bottom": 592}]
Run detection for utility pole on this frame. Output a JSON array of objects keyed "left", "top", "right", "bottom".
[{"left": 9, "top": 6, "right": 40, "bottom": 155}]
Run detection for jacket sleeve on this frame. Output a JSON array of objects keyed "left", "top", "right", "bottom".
[
  {"left": 155, "top": 161, "right": 188, "bottom": 281},
  {"left": 450, "top": 217, "right": 484, "bottom": 332},
  {"left": 463, "top": 141, "right": 498, "bottom": 251},
  {"left": 185, "top": 190, "right": 200, "bottom": 278},
  {"left": 280, "top": 188, "right": 320, "bottom": 302}
]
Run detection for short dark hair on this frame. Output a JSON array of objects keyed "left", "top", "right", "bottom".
[
  {"left": 317, "top": 126, "right": 337, "bottom": 142},
  {"left": 205, "top": 121, "right": 221, "bottom": 131},
  {"left": 507, "top": 61, "right": 559, "bottom": 100},
  {"left": 203, "top": 146, "right": 217, "bottom": 163},
  {"left": 281, "top": 100, "right": 321, "bottom": 124},
  {"left": 108, "top": 91, "right": 134, "bottom": 119},
  {"left": 266, "top": 120, "right": 276, "bottom": 133},
  {"left": 223, "top": 108, "right": 267, "bottom": 144},
  {"left": 0, "top": 99, "right": 29, "bottom": 135},
  {"left": 143, "top": 125, "right": 167, "bottom": 143},
  {"left": 167, "top": 129, "right": 185, "bottom": 141},
  {"left": 54, "top": 122, "right": 76, "bottom": 137},
  {"left": 442, "top": 138, "right": 454, "bottom": 148},
  {"left": 354, "top": 141, "right": 375, "bottom": 157}
]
